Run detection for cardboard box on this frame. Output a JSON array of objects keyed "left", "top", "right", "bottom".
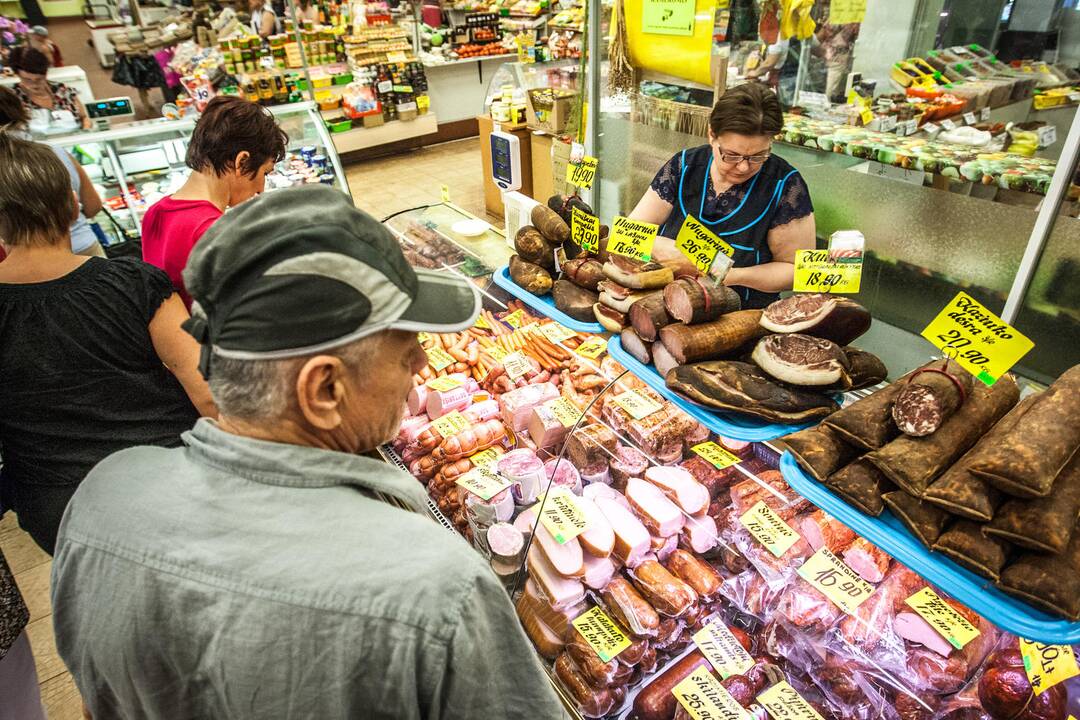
[{"left": 525, "top": 88, "right": 577, "bottom": 134}]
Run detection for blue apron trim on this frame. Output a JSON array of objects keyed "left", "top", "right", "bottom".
[
  {"left": 699, "top": 156, "right": 760, "bottom": 226},
  {"left": 716, "top": 169, "right": 798, "bottom": 237}
]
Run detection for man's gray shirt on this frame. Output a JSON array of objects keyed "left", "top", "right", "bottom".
[{"left": 51, "top": 419, "right": 567, "bottom": 719}]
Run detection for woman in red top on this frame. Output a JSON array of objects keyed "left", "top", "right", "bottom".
[{"left": 141, "top": 96, "right": 287, "bottom": 308}]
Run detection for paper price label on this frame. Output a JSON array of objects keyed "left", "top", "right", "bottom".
[
  {"left": 860, "top": 107, "right": 874, "bottom": 125},
  {"left": 904, "top": 587, "right": 980, "bottom": 650},
  {"left": 793, "top": 249, "right": 862, "bottom": 294},
  {"left": 676, "top": 215, "right": 735, "bottom": 273},
  {"left": 797, "top": 547, "right": 875, "bottom": 614},
  {"left": 981, "top": 107, "right": 992, "bottom": 120},
  {"left": 431, "top": 411, "right": 470, "bottom": 439},
  {"left": 539, "top": 487, "right": 590, "bottom": 544},
  {"left": 417, "top": 95, "right": 430, "bottom": 112},
  {"left": 540, "top": 322, "right": 577, "bottom": 344},
  {"left": 920, "top": 291, "right": 1034, "bottom": 386},
  {"left": 571, "top": 206, "right": 600, "bottom": 254},
  {"left": 1020, "top": 640, "right": 1080, "bottom": 695},
  {"left": 612, "top": 389, "right": 664, "bottom": 420},
  {"left": 455, "top": 465, "right": 512, "bottom": 500},
  {"left": 608, "top": 216, "right": 658, "bottom": 262},
  {"left": 572, "top": 607, "right": 631, "bottom": 662},
  {"left": 941, "top": 118, "right": 957, "bottom": 130},
  {"left": 468, "top": 447, "right": 502, "bottom": 470},
  {"left": 739, "top": 501, "right": 801, "bottom": 558},
  {"left": 575, "top": 336, "right": 608, "bottom": 359},
  {"left": 691, "top": 442, "right": 741, "bottom": 470},
  {"left": 964, "top": 111, "right": 977, "bottom": 125},
  {"left": 387, "top": 50, "right": 408, "bottom": 62},
  {"left": 566, "top": 156, "right": 599, "bottom": 189},
  {"left": 473, "top": 313, "right": 491, "bottom": 330},
  {"left": 503, "top": 308, "right": 527, "bottom": 328},
  {"left": 673, "top": 666, "right": 752, "bottom": 720},
  {"left": 757, "top": 681, "right": 825, "bottom": 720},
  {"left": 440, "top": 184, "right": 451, "bottom": 203},
  {"left": 923, "top": 122, "right": 940, "bottom": 134},
  {"left": 501, "top": 351, "right": 532, "bottom": 380},
  {"left": 545, "top": 396, "right": 584, "bottom": 428},
  {"left": 426, "top": 375, "right": 464, "bottom": 392},
  {"left": 418, "top": 331, "right": 431, "bottom": 344},
  {"left": 693, "top": 620, "right": 755, "bottom": 679},
  {"left": 426, "top": 346, "right": 455, "bottom": 372}
]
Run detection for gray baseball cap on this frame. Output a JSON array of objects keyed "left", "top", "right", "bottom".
[{"left": 181, "top": 185, "right": 480, "bottom": 377}]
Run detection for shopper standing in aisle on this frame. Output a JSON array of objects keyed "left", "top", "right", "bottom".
[
  {"left": 141, "top": 96, "right": 287, "bottom": 309},
  {"left": 0, "top": 135, "right": 216, "bottom": 555},
  {"left": 0, "top": 549, "right": 45, "bottom": 720},
  {"left": 249, "top": 0, "right": 281, "bottom": 38},
  {"left": 0, "top": 86, "right": 106, "bottom": 257},
  {"left": 51, "top": 185, "right": 569, "bottom": 720}
]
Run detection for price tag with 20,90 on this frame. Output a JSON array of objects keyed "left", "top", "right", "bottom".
[
  {"left": 792, "top": 249, "right": 862, "bottom": 294},
  {"left": 672, "top": 666, "right": 751, "bottom": 720},
  {"left": 608, "top": 216, "right": 658, "bottom": 263},
  {"left": 920, "top": 291, "right": 1034, "bottom": 386},
  {"left": 691, "top": 442, "right": 742, "bottom": 470},
  {"left": 675, "top": 215, "right": 734, "bottom": 274},
  {"left": 565, "top": 155, "right": 599, "bottom": 189},
  {"left": 796, "top": 547, "right": 875, "bottom": 614},
  {"left": 571, "top": 206, "right": 600, "bottom": 254}
]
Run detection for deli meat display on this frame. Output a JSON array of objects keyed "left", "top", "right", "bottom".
[{"left": 382, "top": 200, "right": 1080, "bottom": 720}]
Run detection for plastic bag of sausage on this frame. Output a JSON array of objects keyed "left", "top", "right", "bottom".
[{"left": 718, "top": 568, "right": 787, "bottom": 624}]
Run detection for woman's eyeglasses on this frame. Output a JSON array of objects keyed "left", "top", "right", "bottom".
[{"left": 717, "top": 149, "right": 771, "bottom": 167}]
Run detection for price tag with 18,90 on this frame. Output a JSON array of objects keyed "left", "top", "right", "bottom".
[
  {"left": 675, "top": 215, "right": 734, "bottom": 274},
  {"left": 792, "top": 249, "right": 861, "bottom": 293},
  {"left": 571, "top": 206, "right": 600, "bottom": 254},
  {"left": 920, "top": 291, "right": 1034, "bottom": 386},
  {"left": 571, "top": 606, "right": 631, "bottom": 662},
  {"left": 608, "top": 216, "right": 658, "bottom": 262},
  {"left": 691, "top": 442, "right": 741, "bottom": 470},
  {"left": 566, "top": 156, "right": 599, "bottom": 189},
  {"left": 797, "top": 547, "right": 875, "bottom": 614},
  {"left": 672, "top": 666, "right": 751, "bottom": 720}
]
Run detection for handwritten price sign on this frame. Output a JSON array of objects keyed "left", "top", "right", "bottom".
[
  {"left": 1020, "top": 639, "right": 1080, "bottom": 695},
  {"left": 920, "top": 291, "right": 1033, "bottom": 386},
  {"left": 672, "top": 666, "right": 752, "bottom": 720},
  {"left": 572, "top": 607, "right": 631, "bottom": 662},
  {"left": 608, "top": 216, "right": 658, "bottom": 262},
  {"left": 905, "top": 587, "right": 980, "bottom": 650},
  {"left": 455, "top": 466, "right": 511, "bottom": 500},
  {"left": 739, "top": 501, "right": 801, "bottom": 558},
  {"left": 793, "top": 249, "right": 862, "bottom": 293},
  {"left": 571, "top": 206, "right": 600, "bottom": 254},
  {"left": 539, "top": 487, "right": 590, "bottom": 544},
  {"left": 426, "top": 346, "right": 455, "bottom": 372},
  {"left": 676, "top": 215, "right": 734, "bottom": 274},
  {"left": 757, "top": 681, "right": 825, "bottom": 720},
  {"left": 692, "top": 620, "right": 755, "bottom": 679},
  {"left": 566, "top": 156, "right": 599, "bottom": 189},
  {"left": 691, "top": 442, "right": 742, "bottom": 470},
  {"left": 797, "top": 547, "right": 875, "bottom": 614}
]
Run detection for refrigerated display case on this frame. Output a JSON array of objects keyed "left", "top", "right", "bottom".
[{"left": 45, "top": 102, "right": 348, "bottom": 247}]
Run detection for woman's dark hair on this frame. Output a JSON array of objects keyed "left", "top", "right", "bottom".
[
  {"left": 709, "top": 83, "right": 784, "bottom": 139},
  {"left": 10, "top": 46, "right": 50, "bottom": 76},
  {"left": 0, "top": 86, "right": 30, "bottom": 128},
  {"left": 0, "top": 134, "right": 75, "bottom": 246},
  {"left": 186, "top": 96, "right": 288, "bottom": 178}
]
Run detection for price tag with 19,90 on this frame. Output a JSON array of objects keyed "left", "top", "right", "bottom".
[
  {"left": 692, "top": 619, "right": 755, "bottom": 679},
  {"left": 566, "top": 155, "right": 599, "bottom": 189},
  {"left": 538, "top": 487, "right": 590, "bottom": 544},
  {"left": 1019, "top": 639, "right": 1080, "bottom": 695},
  {"left": 691, "top": 442, "right": 741, "bottom": 470},
  {"left": 608, "top": 216, "right": 658, "bottom": 262},
  {"left": 540, "top": 322, "right": 577, "bottom": 345},
  {"left": 920, "top": 291, "right": 1034, "bottom": 386},
  {"left": 571, "top": 607, "right": 631, "bottom": 662},
  {"left": 756, "top": 680, "right": 825, "bottom": 720},
  {"left": 571, "top": 206, "right": 600, "bottom": 254},
  {"left": 792, "top": 249, "right": 861, "bottom": 293},
  {"left": 455, "top": 465, "right": 512, "bottom": 501},
  {"left": 904, "top": 587, "right": 980, "bottom": 650},
  {"left": 739, "top": 500, "right": 801, "bottom": 558},
  {"left": 797, "top": 547, "right": 875, "bottom": 614},
  {"left": 501, "top": 351, "right": 533, "bottom": 380},
  {"left": 612, "top": 389, "right": 664, "bottom": 420},
  {"left": 425, "top": 346, "right": 455, "bottom": 372},
  {"left": 575, "top": 335, "right": 608, "bottom": 359},
  {"left": 672, "top": 666, "right": 751, "bottom": 720},
  {"left": 431, "top": 411, "right": 470, "bottom": 439},
  {"left": 675, "top": 215, "right": 734, "bottom": 274}
]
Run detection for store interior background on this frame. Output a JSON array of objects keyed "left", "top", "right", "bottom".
[{"left": 2, "top": 0, "right": 1080, "bottom": 715}]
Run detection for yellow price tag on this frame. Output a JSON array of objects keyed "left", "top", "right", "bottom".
[
  {"left": 544, "top": 396, "right": 583, "bottom": 428},
  {"left": 503, "top": 308, "right": 526, "bottom": 328},
  {"left": 538, "top": 487, "right": 590, "bottom": 544},
  {"left": 468, "top": 447, "right": 502, "bottom": 470},
  {"left": 692, "top": 620, "right": 755, "bottom": 679},
  {"left": 540, "top": 322, "right": 577, "bottom": 344},
  {"left": 501, "top": 351, "right": 532, "bottom": 380},
  {"left": 487, "top": 345, "right": 510, "bottom": 362},
  {"left": 920, "top": 291, "right": 1034, "bottom": 386},
  {"left": 828, "top": 0, "right": 866, "bottom": 25},
  {"left": 575, "top": 336, "right": 608, "bottom": 359},
  {"left": 431, "top": 411, "right": 470, "bottom": 439},
  {"left": 860, "top": 107, "right": 875, "bottom": 125},
  {"left": 675, "top": 215, "right": 734, "bottom": 274},
  {"left": 565, "top": 156, "right": 599, "bottom": 189},
  {"left": 387, "top": 50, "right": 408, "bottom": 62},
  {"left": 474, "top": 314, "right": 491, "bottom": 330},
  {"left": 797, "top": 547, "right": 875, "bottom": 614},
  {"left": 608, "top": 216, "right": 658, "bottom": 262},
  {"left": 691, "top": 442, "right": 742, "bottom": 470},
  {"left": 455, "top": 465, "right": 512, "bottom": 500},
  {"left": 757, "top": 681, "right": 825, "bottom": 720},
  {"left": 425, "top": 346, "right": 455, "bottom": 372},
  {"left": 792, "top": 249, "right": 862, "bottom": 294},
  {"left": 904, "top": 587, "right": 981, "bottom": 650},
  {"left": 417, "top": 94, "right": 430, "bottom": 112},
  {"left": 1020, "top": 640, "right": 1080, "bottom": 695},
  {"left": 571, "top": 607, "right": 631, "bottom": 662},
  {"left": 673, "top": 666, "right": 752, "bottom": 720},
  {"left": 417, "top": 331, "right": 431, "bottom": 344},
  {"left": 426, "top": 375, "right": 464, "bottom": 392},
  {"left": 739, "top": 500, "right": 801, "bottom": 558},
  {"left": 440, "top": 184, "right": 450, "bottom": 203},
  {"left": 612, "top": 389, "right": 664, "bottom": 420},
  {"left": 571, "top": 206, "right": 600, "bottom": 254}
]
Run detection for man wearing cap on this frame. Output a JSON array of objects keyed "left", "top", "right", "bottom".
[
  {"left": 50, "top": 185, "right": 568, "bottom": 719},
  {"left": 28, "top": 25, "right": 62, "bottom": 67}
]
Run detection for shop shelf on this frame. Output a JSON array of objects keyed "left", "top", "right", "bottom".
[
  {"left": 492, "top": 265, "right": 605, "bottom": 334},
  {"left": 606, "top": 336, "right": 821, "bottom": 442},
  {"left": 779, "top": 451, "right": 1080, "bottom": 644}
]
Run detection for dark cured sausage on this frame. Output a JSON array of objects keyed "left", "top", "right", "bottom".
[
  {"left": 781, "top": 424, "right": 858, "bottom": 483},
  {"left": 823, "top": 380, "right": 904, "bottom": 451},
  {"left": 663, "top": 277, "right": 740, "bottom": 325},
  {"left": 659, "top": 310, "right": 767, "bottom": 364},
  {"left": 632, "top": 649, "right": 711, "bottom": 720},
  {"left": 985, "top": 452, "right": 1080, "bottom": 554},
  {"left": 891, "top": 359, "right": 973, "bottom": 437},
  {"left": 998, "top": 519, "right": 1080, "bottom": 620},
  {"left": 628, "top": 292, "right": 672, "bottom": 342},
  {"left": 554, "top": 653, "right": 620, "bottom": 718},
  {"left": 933, "top": 520, "right": 1011, "bottom": 582}
]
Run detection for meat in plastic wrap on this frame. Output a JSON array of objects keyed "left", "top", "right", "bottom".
[{"left": 730, "top": 470, "right": 811, "bottom": 521}]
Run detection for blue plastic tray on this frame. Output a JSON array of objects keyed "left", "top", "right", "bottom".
[
  {"left": 492, "top": 266, "right": 605, "bottom": 334},
  {"left": 779, "top": 451, "right": 1080, "bottom": 644},
  {"left": 607, "top": 336, "right": 820, "bottom": 442}
]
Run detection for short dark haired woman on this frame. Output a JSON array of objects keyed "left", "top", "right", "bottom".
[
  {"left": 141, "top": 95, "right": 287, "bottom": 308},
  {"left": 629, "top": 83, "right": 815, "bottom": 308},
  {"left": 9, "top": 46, "right": 90, "bottom": 130},
  {"left": 0, "top": 134, "right": 216, "bottom": 554}
]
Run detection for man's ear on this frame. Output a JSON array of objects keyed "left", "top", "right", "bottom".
[
  {"left": 232, "top": 150, "right": 252, "bottom": 176},
  {"left": 295, "top": 355, "right": 345, "bottom": 431}
]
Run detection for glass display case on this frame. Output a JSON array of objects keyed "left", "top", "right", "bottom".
[{"left": 46, "top": 102, "right": 348, "bottom": 247}]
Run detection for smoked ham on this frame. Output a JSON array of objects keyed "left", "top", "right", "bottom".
[
  {"left": 628, "top": 292, "right": 672, "bottom": 342},
  {"left": 573, "top": 495, "right": 616, "bottom": 558},
  {"left": 799, "top": 509, "right": 856, "bottom": 553},
  {"left": 663, "top": 277, "right": 740, "bottom": 324},
  {"left": 626, "top": 477, "right": 686, "bottom": 537},
  {"left": 752, "top": 333, "right": 851, "bottom": 387},
  {"left": 595, "top": 496, "right": 652, "bottom": 567},
  {"left": 534, "top": 522, "right": 585, "bottom": 577},
  {"left": 659, "top": 310, "right": 767, "bottom": 364},
  {"left": 759, "top": 293, "right": 871, "bottom": 345}
]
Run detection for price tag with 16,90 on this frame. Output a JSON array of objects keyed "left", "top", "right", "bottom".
[
  {"left": 792, "top": 249, "right": 861, "bottom": 293},
  {"left": 691, "top": 442, "right": 741, "bottom": 470},
  {"left": 920, "top": 291, "right": 1034, "bottom": 386},
  {"left": 672, "top": 666, "right": 751, "bottom": 720},
  {"left": 797, "top": 547, "right": 875, "bottom": 614},
  {"left": 571, "top": 206, "right": 600, "bottom": 254},
  {"left": 675, "top": 215, "right": 734, "bottom": 274},
  {"left": 608, "top": 216, "right": 658, "bottom": 262},
  {"left": 565, "top": 156, "right": 599, "bottom": 189}
]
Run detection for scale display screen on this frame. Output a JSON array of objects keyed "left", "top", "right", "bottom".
[{"left": 86, "top": 98, "right": 134, "bottom": 119}]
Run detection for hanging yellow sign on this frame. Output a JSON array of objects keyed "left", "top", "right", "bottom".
[
  {"left": 676, "top": 215, "right": 734, "bottom": 274},
  {"left": 793, "top": 249, "right": 862, "bottom": 294},
  {"left": 608, "top": 216, "right": 658, "bottom": 262},
  {"left": 829, "top": 0, "right": 866, "bottom": 24},
  {"left": 641, "top": 0, "right": 696, "bottom": 36}
]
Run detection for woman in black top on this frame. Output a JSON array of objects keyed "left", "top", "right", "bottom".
[
  {"left": 0, "top": 134, "right": 215, "bottom": 554},
  {"left": 629, "top": 83, "right": 816, "bottom": 309}
]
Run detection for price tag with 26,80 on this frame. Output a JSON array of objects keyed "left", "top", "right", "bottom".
[{"left": 565, "top": 156, "right": 599, "bottom": 189}]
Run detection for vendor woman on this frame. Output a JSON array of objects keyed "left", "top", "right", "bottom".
[{"left": 629, "top": 83, "right": 815, "bottom": 309}]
